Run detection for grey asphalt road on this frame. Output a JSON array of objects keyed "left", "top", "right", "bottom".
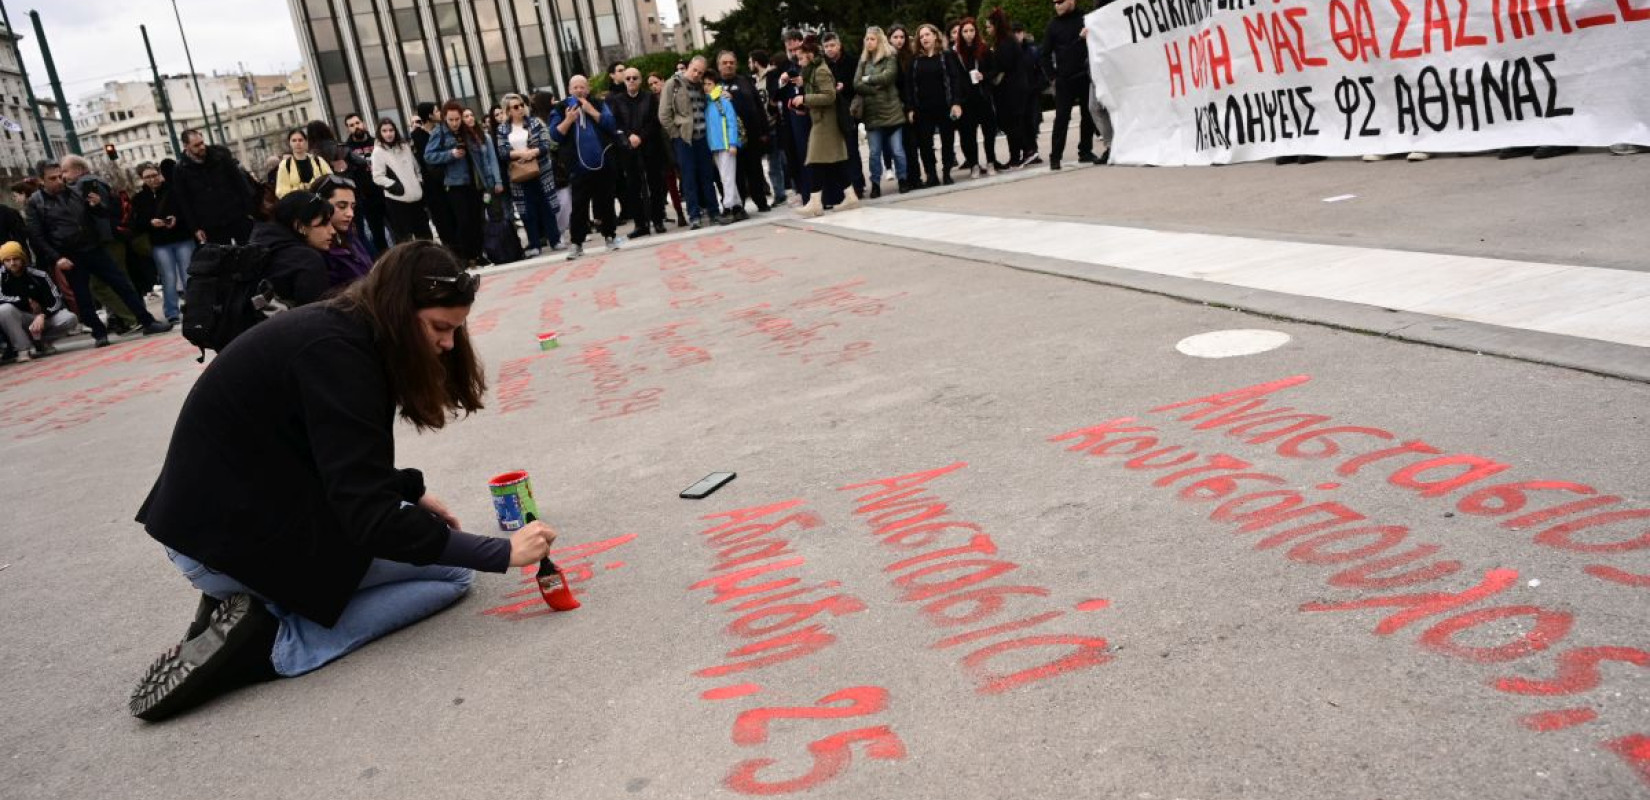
[{"left": 1, "top": 172, "right": 1647, "bottom": 800}]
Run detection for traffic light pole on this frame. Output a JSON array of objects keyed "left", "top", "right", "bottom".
[
  {"left": 29, "top": 10, "right": 79, "bottom": 155},
  {"left": 141, "top": 24, "right": 182, "bottom": 158},
  {"left": 0, "top": 0, "right": 53, "bottom": 160}
]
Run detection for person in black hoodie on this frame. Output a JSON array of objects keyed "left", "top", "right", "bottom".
[
  {"left": 128, "top": 239, "right": 559, "bottom": 721},
  {"left": 245, "top": 191, "right": 334, "bottom": 309},
  {"left": 1043, "top": 0, "right": 1105, "bottom": 168}
]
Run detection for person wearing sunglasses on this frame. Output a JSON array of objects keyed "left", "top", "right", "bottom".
[
  {"left": 129, "top": 240, "right": 559, "bottom": 721},
  {"left": 495, "top": 92, "right": 561, "bottom": 258},
  {"left": 244, "top": 190, "right": 334, "bottom": 309}
]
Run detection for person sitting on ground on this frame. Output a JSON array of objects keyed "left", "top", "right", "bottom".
[
  {"left": 244, "top": 191, "right": 334, "bottom": 309},
  {"left": 0, "top": 241, "right": 78, "bottom": 362},
  {"left": 310, "top": 174, "right": 374, "bottom": 291},
  {"left": 128, "top": 240, "right": 559, "bottom": 721}
]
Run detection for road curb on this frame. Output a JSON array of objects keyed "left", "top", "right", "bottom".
[{"left": 779, "top": 217, "right": 1650, "bottom": 385}]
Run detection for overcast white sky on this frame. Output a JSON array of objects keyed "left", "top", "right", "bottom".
[
  {"left": 14, "top": 0, "right": 683, "bottom": 109},
  {"left": 13, "top": 0, "right": 302, "bottom": 107}
]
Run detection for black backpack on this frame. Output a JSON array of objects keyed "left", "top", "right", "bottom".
[{"left": 180, "top": 243, "right": 276, "bottom": 362}]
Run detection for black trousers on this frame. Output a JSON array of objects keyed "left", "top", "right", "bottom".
[
  {"left": 615, "top": 149, "right": 645, "bottom": 226},
  {"left": 912, "top": 112, "right": 956, "bottom": 183},
  {"left": 358, "top": 193, "right": 390, "bottom": 252},
  {"left": 385, "top": 199, "right": 433, "bottom": 241},
  {"left": 734, "top": 141, "right": 772, "bottom": 210},
  {"left": 1051, "top": 80, "right": 1098, "bottom": 161},
  {"left": 445, "top": 184, "right": 484, "bottom": 260},
  {"left": 957, "top": 102, "right": 999, "bottom": 168},
  {"left": 996, "top": 100, "right": 1030, "bottom": 163},
  {"left": 570, "top": 168, "right": 617, "bottom": 245},
  {"left": 640, "top": 150, "right": 668, "bottom": 226},
  {"left": 424, "top": 178, "right": 458, "bottom": 248},
  {"left": 62, "top": 247, "right": 156, "bottom": 339}
]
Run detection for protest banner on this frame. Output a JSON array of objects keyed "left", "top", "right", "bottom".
[{"left": 1084, "top": 0, "right": 1650, "bottom": 165}]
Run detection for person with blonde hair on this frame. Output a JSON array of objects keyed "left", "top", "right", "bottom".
[
  {"left": 495, "top": 92, "right": 561, "bottom": 257},
  {"left": 855, "top": 26, "right": 910, "bottom": 196}
]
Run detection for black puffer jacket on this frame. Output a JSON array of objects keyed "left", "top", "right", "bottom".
[{"left": 248, "top": 221, "right": 328, "bottom": 307}]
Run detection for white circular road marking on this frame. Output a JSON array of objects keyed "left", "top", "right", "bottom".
[{"left": 1175, "top": 329, "right": 1293, "bottom": 358}]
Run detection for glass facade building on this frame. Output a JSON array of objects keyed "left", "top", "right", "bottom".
[{"left": 288, "top": 0, "right": 644, "bottom": 126}]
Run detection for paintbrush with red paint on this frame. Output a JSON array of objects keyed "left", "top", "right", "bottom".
[{"left": 526, "top": 513, "right": 580, "bottom": 611}]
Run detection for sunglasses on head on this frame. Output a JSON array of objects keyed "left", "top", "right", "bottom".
[
  {"left": 314, "top": 174, "right": 357, "bottom": 192},
  {"left": 427, "top": 272, "right": 481, "bottom": 294}
]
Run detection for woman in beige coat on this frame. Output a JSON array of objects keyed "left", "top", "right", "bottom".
[{"left": 789, "top": 36, "right": 859, "bottom": 217}]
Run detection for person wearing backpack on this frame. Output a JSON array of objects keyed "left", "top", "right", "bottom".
[{"left": 130, "top": 240, "right": 560, "bottom": 721}]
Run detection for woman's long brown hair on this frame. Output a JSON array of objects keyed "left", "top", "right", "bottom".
[{"left": 328, "top": 241, "right": 486, "bottom": 430}]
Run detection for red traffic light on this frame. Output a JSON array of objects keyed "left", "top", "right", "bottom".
[{"left": 103, "top": 143, "right": 119, "bottom": 161}]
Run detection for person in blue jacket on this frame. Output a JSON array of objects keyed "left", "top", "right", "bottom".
[
  {"left": 422, "top": 101, "right": 503, "bottom": 266},
  {"left": 551, "top": 75, "right": 623, "bottom": 261},
  {"left": 703, "top": 73, "right": 744, "bottom": 221}
]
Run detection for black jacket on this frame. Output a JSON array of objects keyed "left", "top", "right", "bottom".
[
  {"left": 719, "top": 73, "right": 769, "bottom": 146},
  {"left": 0, "top": 205, "right": 31, "bottom": 260},
  {"left": 950, "top": 46, "right": 997, "bottom": 108},
  {"left": 137, "top": 304, "right": 506, "bottom": 626},
  {"left": 25, "top": 187, "right": 104, "bottom": 263},
  {"left": 906, "top": 53, "right": 961, "bottom": 115},
  {"left": 0, "top": 265, "right": 65, "bottom": 315},
  {"left": 610, "top": 90, "right": 666, "bottom": 158},
  {"left": 173, "top": 145, "right": 254, "bottom": 232},
  {"left": 991, "top": 37, "right": 1030, "bottom": 114},
  {"left": 1044, "top": 8, "right": 1093, "bottom": 88},
  {"left": 131, "top": 185, "right": 193, "bottom": 246},
  {"left": 248, "top": 221, "right": 329, "bottom": 307}
]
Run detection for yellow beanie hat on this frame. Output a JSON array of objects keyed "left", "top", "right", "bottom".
[{"left": 0, "top": 241, "right": 25, "bottom": 263}]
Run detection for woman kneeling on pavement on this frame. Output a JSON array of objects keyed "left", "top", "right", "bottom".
[{"left": 129, "top": 240, "right": 559, "bottom": 721}]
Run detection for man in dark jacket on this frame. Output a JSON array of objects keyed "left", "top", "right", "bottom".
[
  {"left": 610, "top": 67, "right": 667, "bottom": 237},
  {"left": 717, "top": 50, "right": 772, "bottom": 215},
  {"left": 1044, "top": 0, "right": 1105, "bottom": 168},
  {"left": 172, "top": 129, "right": 257, "bottom": 244},
  {"left": 821, "top": 33, "right": 866, "bottom": 198},
  {"left": 25, "top": 160, "right": 172, "bottom": 345},
  {"left": 342, "top": 113, "right": 389, "bottom": 254}
]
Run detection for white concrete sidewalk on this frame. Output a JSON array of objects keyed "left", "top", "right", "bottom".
[{"left": 808, "top": 207, "right": 1650, "bottom": 349}]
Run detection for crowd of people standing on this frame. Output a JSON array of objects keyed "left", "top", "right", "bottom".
[{"left": 1, "top": 2, "right": 1108, "bottom": 363}]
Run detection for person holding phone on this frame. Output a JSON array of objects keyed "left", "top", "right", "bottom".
[
  {"left": 130, "top": 162, "right": 194, "bottom": 323},
  {"left": 129, "top": 241, "right": 559, "bottom": 721},
  {"left": 424, "top": 101, "right": 504, "bottom": 267}
]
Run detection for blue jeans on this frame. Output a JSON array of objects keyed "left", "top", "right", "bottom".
[
  {"left": 866, "top": 126, "right": 907, "bottom": 183},
  {"left": 672, "top": 137, "right": 718, "bottom": 220},
  {"left": 165, "top": 547, "right": 474, "bottom": 677},
  {"left": 149, "top": 240, "right": 195, "bottom": 320},
  {"left": 518, "top": 179, "right": 561, "bottom": 251},
  {"left": 766, "top": 146, "right": 788, "bottom": 203}
]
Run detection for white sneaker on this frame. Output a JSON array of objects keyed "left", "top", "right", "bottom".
[
  {"left": 605, "top": 236, "right": 623, "bottom": 250},
  {"left": 1362, "top": 153, "right": 1387, "bottom": 162},
  {"left": 1406, "top": 152, "right": 1431, "bottom": 162},
  {"left": 565, "top": 244, "right": 583, "bottom": 261},
  {"left": 523, "top": 247, "right": 541, "bottom": 258},
  {"left": 836, "top": 191, "right": 861, "bottom": 211},
  {"left": 1610, "top": 143, "right": 1644, "bottom": 155}
]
